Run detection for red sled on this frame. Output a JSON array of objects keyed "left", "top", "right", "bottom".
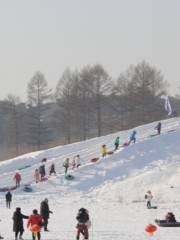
[
  {"left": 107, "top": 151, "right": 114, "bottom": 155},
  {"left": 40, "top": 177, "right": 48, "bottom": 182},
  {"left": 90, "top": 157, "right": 100, "bottom": 163},
  {"left": 122, "top": 142, "right": 130, "bottom": 147}
]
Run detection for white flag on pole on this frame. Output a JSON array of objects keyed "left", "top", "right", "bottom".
[{"left": 161, "top": 95, "right": 172, "bottom": 115}]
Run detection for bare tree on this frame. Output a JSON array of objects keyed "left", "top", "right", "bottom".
[
  {"left": 4, "top": 94, "right": 21, "bottom": 156},
  {"left": 27, "top": 71, "right": 52, "bottom": 150}
]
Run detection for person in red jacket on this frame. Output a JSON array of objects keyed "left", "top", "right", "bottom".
[
  {"left": 13, "top": 171, "right": 21, "bottom": 188},
  {"left": 27, "top": 209, "right": 43, "bottom": 240}
]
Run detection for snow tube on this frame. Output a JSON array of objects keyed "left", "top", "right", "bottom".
[
  {"left": 65, "top": 174, "right": 74, "bottom": 180},
  {"left": 0, "top": 186, "right": 16, "bottom": 192},
  {"left": 23, "top": 186, "right": 33, "bottom": 192},
  {"left": 168, "top": 129, "right": 176, "bottom": 133},
  {"left": 122, "top": 142, "right": 129, "bottom": 147},
  {"left": 90, "top": 157, "right": 100, "bottom": 163},
  {"left": 147, "top": 206, "right": 158, "bottom": 209},
  {"left": 155, "top": 220, "right": 180, "bottom": 227},
  {"left": 18, "top": 165, "right": 31, "bottom": 170},
  {"left": 107, "top": 151, "right": 114, "bottom": 155},
  {"left": 149, "top": 134, "right": 158, "bottom": 138},
  {"left": 40, "top": 177, "right": 48, "bottom": 182}
]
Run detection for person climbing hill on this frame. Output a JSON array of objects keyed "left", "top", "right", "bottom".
[
  {"left": 34, "top": 169, "right": 40, "bottom": 183},
  {"left": 49, "top": 163, "right": 56, "bottom": 175},
  {"left": 114, "top": 136, "right": 120, "bottom": 150},
  {"left": 72, "top": 155, "right": 81, "bottom": 169},
  {"left": 13, "top": 171, "right": 21, "bottom": 188},
  {"left": 129, "top": 130, "right": 137, "bottom": 144},
  {"left": 101, "top": 145, "right": 107, "bottom": 157},
  {"left": 155, "top": 122, "right": 161, "bottom": 135},
  {"left": 39, "top": 163, "right": 46, "bottom": 180},
  {"left": 63, "top": 158, "right": 70, "bottom": 174}
]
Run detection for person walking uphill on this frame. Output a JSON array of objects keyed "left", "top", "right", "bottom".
[
  {"left": 129, "top": 130, "right": 137, "bottom": 144},
  {"left": 34, "top": 169, "right": 40, "bottom": 183},
  {"left": 114, "top": 136, "right": 120, "bottom": 150},
  {"left": 63, "top": 158, "right": 70, "bottom": 174},
  {"left": 155, "top": 122, "right": 161, "bottom": 135},
  {"left": 39, "top": 163, "right": 46, "bottom": 180},
  {"left": 27, "top": 209, "right": 43, "bottom": 240},
  {"left": 76, "top": 208, "right": 90, "bottom": 240},
  {"left": 49, "top": 163, "right": 56, "bottom": 175},
  {"left": 101, "top": 145, "right": 107, "bottom": 157},
  {"left": 40, "top": 198, "right": 53, "bottom": 231},
  {"left": 13, "top": 171, "right": 21, "bottom": 188},
  {"left": 12, "top": 207, "right": 28, "bottom": 240},
  {"left": 6, "top": 190, "right": 12, "bottom": 208}
]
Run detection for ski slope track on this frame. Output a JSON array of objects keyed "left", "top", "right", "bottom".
[{"left": 0, "top": 117, "right": 180, "bottom": 239}]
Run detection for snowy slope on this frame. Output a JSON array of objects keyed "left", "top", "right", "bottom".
[{"left": 0, "top": 117, "right": 180, "bottom": 240}]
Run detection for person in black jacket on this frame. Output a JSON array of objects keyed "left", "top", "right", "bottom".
[
  {"left": 39, "top": 164, "right": 46, "bottom": 180},
  {"left": 40, "top": 198, "right": 52, "bottom": 231},
  {"left": 76, "top": 208, "right": 90, "bottom": 240},
  {"left": 5, "top": 191, "right": 12, "bottom": 208},
  {"left": 155, "top": 122, "right": 161, "bottom": 135},
  {"left": 12, "top": 207, "right": 28, "bottom": 240},
  {"left": 49, "top": 163, "right": 56, "bottom": 176}
]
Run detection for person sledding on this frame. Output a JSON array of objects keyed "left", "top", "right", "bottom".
[
  {"left": 129, "top": 130, "right": 137, "bottom": 144},
  {"left": 155, "top": 212, "right": 178, "bottom": 226},
  {"left": 145, "top": 190, "right": 153, "bottom": 208},
  {"left": 13, "top": 207, "right": 29, "bottom": 240},
  {"left": 49, "top": 163, "right": 56, "bottom": 176},
  {"left": 27, "top": 209, "right": 43, "bottom": 240},
  {"left": 114, "top": 136, "right": 120, "bottom": 151},
  {"left": 165, "top": 212, "right": 176, "bottom": 223},
  {"left": 155, "top": 122, "right": 161, "bottom": 135},
  {"left": 101, "top": 145, "right": 108, "bottom": 157},
  {"left": 76, "top": 208, "right": 90, "bottom": 240},
  {"left": 13, "top": 171, "right": 22, "bottom": 188},
  {"left": 63, "top": 158, "right": 70, "bottom": 174}
]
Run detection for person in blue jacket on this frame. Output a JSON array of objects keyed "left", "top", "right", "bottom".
[{"left": 129, "top": 130, "right": 137, "bottom": 144}]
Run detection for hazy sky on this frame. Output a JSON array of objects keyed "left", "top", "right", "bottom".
[{"left": 0, "top": 0, "right": 179, "bottom": 100}]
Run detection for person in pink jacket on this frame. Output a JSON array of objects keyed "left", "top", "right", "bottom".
[{"left": 34, "top": 169, "right": 40, "bottom": 183}]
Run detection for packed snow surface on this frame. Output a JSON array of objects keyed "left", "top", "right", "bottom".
[{"left": 0, "top": 118, "right": 180, "bottom": 239}]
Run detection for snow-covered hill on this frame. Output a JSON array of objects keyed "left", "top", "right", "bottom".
[{"left": 0, "top": 117, "right": 180, "bottom": 240}]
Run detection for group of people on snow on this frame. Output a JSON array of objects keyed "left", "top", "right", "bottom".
[
  {"left": 100, "top": 121, "right": 162, "bottom": 158},
  {"left": 63, "top": 155, "right": 81, "bottom": 174},
  {"left": 100, "top": 129, "right": 137, "bottom": 157},
  {"left": 11, "top": 198, "right": 53, "bottom": 240},
  {"left": 9, "top": 201, "right": 90, "bottom": 240}
]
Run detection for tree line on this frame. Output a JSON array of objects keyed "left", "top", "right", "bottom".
[{"left": 0, "top": 61, "right": 179, "bottom": 160}]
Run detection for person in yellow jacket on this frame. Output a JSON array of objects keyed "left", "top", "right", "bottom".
[
  {"left": 63, "top": 158, "right": 70, "bottom": 174},
  {"left": 101, "top": 145, "right": 107, "bottom": 157}
]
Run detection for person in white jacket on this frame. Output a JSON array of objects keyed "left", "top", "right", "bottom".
[
  {"left": 72, "top": 155, "right": 81, "bottom": 169},
  {"left": 145, "top": 190, "right": 153, "bottom": 208}
]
